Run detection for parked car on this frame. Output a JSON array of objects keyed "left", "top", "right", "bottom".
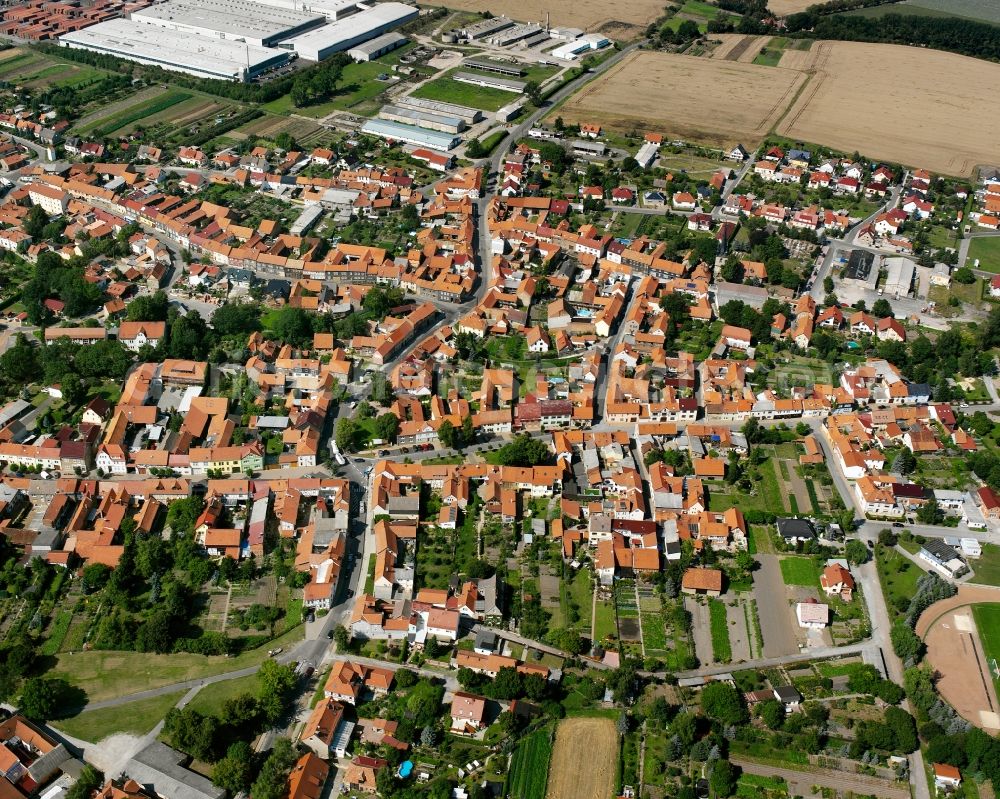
[{"left": 892, "top": 522, "right": 905, "bottom": 528}]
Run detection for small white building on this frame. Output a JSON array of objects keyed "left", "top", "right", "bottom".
[{"left": 795, "top": 601, "right": 829, "bottom": 629}]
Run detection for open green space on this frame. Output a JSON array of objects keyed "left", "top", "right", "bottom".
[
  {"left": 410, "top": 76, "right": 515, "bottom": 112},
  {"left": 971, "top": 544, "right": 1000, "bottom": 586},
  {"left": 50, "top": 624, "right": 304, "bottom": 704},
  {"left": 53, "top": 690, "right": 185, "bottom": 742},
  {"left": 779, "top": 556, "right": 821, "bottom": 587},
  {"left": 186, "top": 673, "right": 260, "bottom": 717},
  {"left": 506, "top": 726, "right": 552, "bottom": 799},
  {"left": 753, "top": 37, "right": 788, "bottom": 66},
  {"left": 876, "top": 545, "right": 922, "bottom": 618},
  {"left": 970, "top": 237, "right": 1000, "bottom": 274},
  {"left": 709, "top": 598, "right": 732, "bottom": 662}
]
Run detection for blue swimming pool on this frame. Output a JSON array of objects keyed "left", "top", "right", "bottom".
[{"left": 398, "top": 761, "right": 413, "bottom": 778}]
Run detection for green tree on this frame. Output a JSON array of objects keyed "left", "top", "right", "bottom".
[
  {"left": 212, "top": 741, "right": 254, "bottom": 793},
  {"left": 437, "top": 419, "right": 457, "bottom": 449},
  {"left": 845, "top": 539, "right": 869, "bottom": 565},
  {"left": 953, "top": 266, "right": 975, "bottom": 284},
  {"left": 895, "top": 449, "right": 916, "bottom": 475},
  {"left": 700, "top": 681, "right": 747, "bottom": 726},
  {"left": 709, "top": 759, "right": 738, "bottom": 798},
  {"left": 916, "top": 498, "right": 943, "bottom": 525},
  {"left": 336, "top": 418, "right": 359, "bottom": 452},
  {"left": 65, "top": 766, "right": 103, "bottom": 799},
  {"left": 19, "top": 677, "right": 71, "bottom": 721},
  {"left": 872, "top": 298, "right": 894, "bottom": 318},
  {"left": 374, "top": 412, "right": 400, "bottom": 444},
  {"left": 250, "top": 738, "right": 298, "bottom": 799},
  {"left": 495, "top": 435, "right": 551, "bottom": 467},
  {"left": 758, "top": 699, "right": 784, "bottom": 730}
]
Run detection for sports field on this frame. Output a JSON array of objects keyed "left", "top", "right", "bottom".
[
  {"left": 546, "top": 717, "right": 617, "bottom": 799},
  {"left": 777, "top": 41, "right": 1000, "bottom": 176},
  {"left": 552, "top": 50, "right": 805, "bottom": 146}
]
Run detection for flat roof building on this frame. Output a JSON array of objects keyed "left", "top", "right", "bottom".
[
  {"left": 550, "top": 33, "right": 610, "bottom": 60},
  {"left": 379, "top": 104, "right": 464, "bottom": 134},
  {"left": 464, "top": 58, "right": 525, "bottom": 76},
  {"left": 361, "top": 119, "right": 460, "bottom": 152},
  {"left": 60, "top": 18, "right": 290, "bottom": 81},
  {"left": 284, "top": 2, "right": 417, "bottom": 61},
  {"left": 396, "top": 96, "right": 482, "bottom": 124},
  {"left": 454, "top": 71, "right": 526, "bottom": 94},
  {"left": 461, "top": 15, "right": 514, "bottom": 40},
  {"left": 347, "top": 31, "right": 407, "bottom": 61},
  {"left": 130, "top": 0, "right": 326, "bottom": 47}
]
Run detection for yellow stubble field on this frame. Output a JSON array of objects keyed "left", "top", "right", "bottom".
[{"left": 552, "top": 50, "right": 806, "bottom": 147}]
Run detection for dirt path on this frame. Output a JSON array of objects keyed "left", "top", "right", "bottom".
[
  {"left": 734, "top": 757, "right": 909, "bottom": 799},
  {"left": 726, "top": 597, "right": 753, "bottom": 663},
  {"left": 752, "top": 554, "right": 799, "bottom": 658},
  {"left": 686, "top": 597, "right": 714, "bottom": 665}
]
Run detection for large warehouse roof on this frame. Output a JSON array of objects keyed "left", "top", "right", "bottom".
[
  {"left": 361, "top": 119, "right": 459, "bottom": 152},
  {"left": 131, "top": 0, "right": 325, "bottom": 46},
  {"left": 284, "top": 2, "right": 417, "bottom": 60},
  {"left": 60, "top": 18, "right": 288, "bottom": 81}
]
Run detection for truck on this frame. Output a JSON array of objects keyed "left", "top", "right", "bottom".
[{"left": 330, "top": 441, "right": 346, "bottom": 466}]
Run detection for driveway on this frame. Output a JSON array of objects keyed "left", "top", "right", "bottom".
[{"left": 752, "top": 554, "right": 799, "bottom": 658}]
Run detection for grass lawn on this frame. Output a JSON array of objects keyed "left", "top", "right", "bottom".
[
  {"left": 186, "top": 673, "right": 259, "bottom": 717},
  {"left": 753, "top": 46, "right": 784, "bottom": 66},
  {"left": 779, "top": 556, "right": 820, "bottom": 587},
  {"left": 50, "top": 624, "right": 304, "bottom": 704},
  {"left": 594, "top": 598, "right": 617, "bottom": 643},
  {"left": 973, "top": 604, "right": 1000, "bottom": 685},
  {"left": 411, "top": 76, "right": 516, "bottom": 112},
  {"left": 876, "top": 545, "right": 922, "bottom": 619},
  {"left": 969, "top": 237, "right": 1000, "bottom": 273},
  {"left": 709, "top": 599, "right": 732, "bottom": 663},
  {"left": 971, "top": 544, "right": 1000, "bottom": 587},
  {"left": 52, "top": 690, "right": 185, "bottom": 742}
]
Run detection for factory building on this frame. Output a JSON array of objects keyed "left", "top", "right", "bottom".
[
  {"left": 130, "top": 0, "right": 325, "bottom": 47},
  {"left": 453, "top": 71, "right": 526, "bottom": 94},
  {"left": 396, "top": 96, "right": 482, "bottom": 124},
  {"left": 460, "top": 15, "right": 514, "bottom": 40},
  {"left": 283, "top": 2, "right": 417, "bottom": 61},
  {"left": 550, "top": 33, "right": 610, "bottom": 60},
  {"left": 254, "top": 0, "right": 362, "bottom": 20},
  {"left": 485, "top": 22, "right": 542, "bottom": 46},
  {"left": 379, "top": 104, "right": 464, "bottom": 134},
  {"left": 361, "top": 119, "right": 459, "bottom": 152},
  {"left": 464, "top": 58, "right": 524, "bottom": 77},
  {"left": 347, "top": 31, "right": 407, "bottom": 61},
  {"left": 59, "top": 18, "right": 289, "bottom": 81}
]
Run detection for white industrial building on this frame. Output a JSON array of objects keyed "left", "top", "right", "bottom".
[
  {"left": 379, "top": 104, "right": 464, "bottom": 134},
  {"left": 254, "top": 0, "right": 362, "bottom": 19},
  {"left": 130, "top": 0, "right": 326, "bottom": 47},
  {"left": 283, "top": 2, "right": 417, "bottom": 61},
  {"left": 635, "top": 140, "right": 659, "bottom": 169},
  {"left": 453, "top": 71, "right": 526, "bottom": 94},
  {"left": 361, "top": 119, "right": 459, "bottom": 152},
  {"left": 347, "top": 31, "right": 407, "bottom": 61},
  {"left": 550, "top": 33, "right": 610, "bottom": 60},
  {"left": 60, "top": 18, "right": 290, "bottom": 81}
]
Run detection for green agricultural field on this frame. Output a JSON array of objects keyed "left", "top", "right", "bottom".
[
  {"left": 507, "top": 727, "right": 553, "bottom": 799},
  {"left": 709, "top": 598, "right": 732, "bottom": 662},
  {"left": 53, "top": 691, "right": 185, "bottom": 742},
  {"left": 969, "top": 237, "right": 1000, "bottom": 274},
  {"left": 779, "top": 556, "right": 821, "bottom": 587},
  {"left": 85, "top": 90, "right": 193, "bottom": 136}
]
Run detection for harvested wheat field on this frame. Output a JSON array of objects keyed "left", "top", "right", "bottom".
[
  {"left": 546, "top": 717, "right": 617, "bottom": 799},
  {"left": 552, "top": 50, "right": 805, "bottom": 146},
  {"left": 777, "top": 41, "right": 1000, "bottom": 176},
  {"left": 768, "top": 0, "right": 816, "bottom": 13},
  {"left": 432, "top": 0, "right": 661, "bottom": 37}
]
